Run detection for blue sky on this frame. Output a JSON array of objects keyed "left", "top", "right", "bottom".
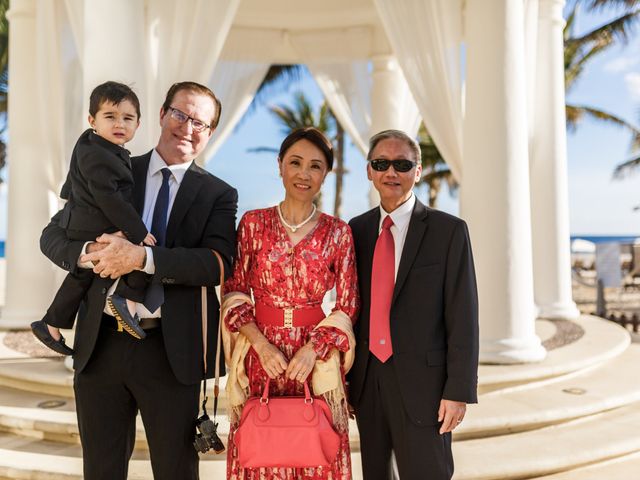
[{"left": 1, "top": 3, "right": 639, "bottom": 238}]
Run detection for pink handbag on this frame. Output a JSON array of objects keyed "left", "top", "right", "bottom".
[{"left": 234, "top": 379, "right": 341, "bottom": 468}]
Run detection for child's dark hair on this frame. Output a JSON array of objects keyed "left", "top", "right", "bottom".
[{"left": 89, "top": 81, "right": 141, "bottom": 119}]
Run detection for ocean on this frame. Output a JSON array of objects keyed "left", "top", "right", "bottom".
[{"left": 571, "top": 235, "right": 639, "bottom": 244}]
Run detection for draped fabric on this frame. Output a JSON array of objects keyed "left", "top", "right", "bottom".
[
  {"left": 290, "top": 28, "right": 419, "bottom": 155},
  {"left": 303, "top": 61, "right": 421, "bottom": 156},
  {"left": 37, "top": 1, "right": 82, "bottom": 197},
  {"left": 145, "top": 0, "right": 241, "bottom": 143},
  {"left": 38, "top": 0, "right": 242, "bottom": 177},
  {"left": 202, "top": 60, "right": 271, "bottom": 164},
  {"left": 308, "top": 62, "right": 371, "bottom": 155},
  {"left": 374, "top": 0, "right": 464, "bottom": 180}
]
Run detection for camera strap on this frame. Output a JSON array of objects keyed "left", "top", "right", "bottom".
[{"left": 199, "top": 250, "right": 224, "bottom": 424}]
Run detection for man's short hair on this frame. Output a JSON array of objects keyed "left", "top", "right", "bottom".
[
  {"left": 89, "top": 81, "right": 141, "bottom": 119},
  {"left": 161, "top": 81, "right": 222, "bottom": 130},
  {"left": 367, "top": 129, "right": 421, "bottom": 163}
]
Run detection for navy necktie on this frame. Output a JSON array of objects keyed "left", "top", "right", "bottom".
[
  {"left": 151, "top": 168, "right": 171, "bottom": 246},
  {"left": 143, "top": 168, "right": 171, "bottom": 313}
]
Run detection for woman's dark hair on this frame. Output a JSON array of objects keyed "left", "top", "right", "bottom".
[
  {"left": 89, "top": 81, "right": 141, "bottom": 119},
  {"left": 278, "top": 127, "right": 334, "bottom": 171}
]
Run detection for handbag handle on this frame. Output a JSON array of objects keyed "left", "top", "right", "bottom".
[
  {"left": 199, "top": 250, "right": 225, "bottom": 419},
  {"left": 261, "top": 378, "right": 313, "bottom": 404}
]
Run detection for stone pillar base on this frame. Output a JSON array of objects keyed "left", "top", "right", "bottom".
[
  {"left": 480, "top": 336, "right": 547, "bottom": 364},
  {"left": 0, "top": 308, "right": 41, "bottom": 330},
  {"left": 537, "top": 301, "right": 580, "bottom": 320}
]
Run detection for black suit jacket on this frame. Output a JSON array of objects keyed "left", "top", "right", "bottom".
[
  {"left": 40, "top": 151, "right": 238, "bottom": 385},
  {"left": 348, "top": 199, "right": 479, "bottom": 426},
  {"left": 60, "top": 129, "right": 148, "bottom": 244}
]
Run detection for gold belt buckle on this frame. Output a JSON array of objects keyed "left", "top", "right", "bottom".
[{"left": 283, "top": 308, "right": 294, "bottom": 328}]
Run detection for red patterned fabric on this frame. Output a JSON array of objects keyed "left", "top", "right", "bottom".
[{"left": 224, "top": 207, "right": 359, "bottom": 480}]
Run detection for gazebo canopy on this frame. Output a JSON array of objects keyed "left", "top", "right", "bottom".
[{"left": 2, "top": 0, "right": 577, "bottom": 365}]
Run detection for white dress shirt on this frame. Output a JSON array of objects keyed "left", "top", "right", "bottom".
[
  {"left": 377, "top": 192, "right": 416, "bottom": 281},
  {"left": 79, "top": 149, "right": 194, "bottom": 317}
]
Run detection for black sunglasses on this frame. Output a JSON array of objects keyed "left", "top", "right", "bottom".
[{"left": 369, "top": 158, "right": 417, "bottom": 173}]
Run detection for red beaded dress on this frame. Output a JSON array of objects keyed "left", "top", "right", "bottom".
[{"left": 224, "top": 207, "right": 359, "bottom": 480}]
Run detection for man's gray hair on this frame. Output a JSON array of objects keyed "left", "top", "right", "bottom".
[{"left": 367, "top": 129, "right": 421, "bottom": 163}]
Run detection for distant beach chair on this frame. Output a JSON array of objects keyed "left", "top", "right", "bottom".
[
  {"left": 623, "top": 244, "right": 640, "bottom": 290},
  {"left": 595, "top": 242, "right": 622, "bottom": 288}
]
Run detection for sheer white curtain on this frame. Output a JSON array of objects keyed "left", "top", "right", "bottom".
[
  {"left": 37, "top": 1, "right": 80, "bottom": 196},
  {"left": 307, "top": 60, "right": 421, "bottom": 155},
  {"left": 63, "top": 0, "right": 83, "bottom": 59},
  {"left": 146, "top": 0, "right": 241, "bottom": 142},
  {"left": 292, "top": 27, "right": 419, "bottom": 155},
  {"left": 374, "top": 0, "right": 464, "bottom": 180},
  {"left": 202, "top": 60, "right": 271, "bottom": 164},
  {"left": 307, "top": 62, "right": 371, "bottom": 155}
]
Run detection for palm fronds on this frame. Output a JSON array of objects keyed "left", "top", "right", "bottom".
[
  {"left": 565, "top": 4, "right": 640, "bottom": 91},
  {"left": 566, "top": 104, "right": 640, "bottom": 134},
  {"left": 249, "top": 65, "right": 305, "bottom": 112},
  {"left": 268, "top": 92, "right": 334, "bottom": 135},
  {"left": 581, "top": 0, "right": 640, "bottom": 11},
  {"left": 417, "top": 125, "right": 457, "bottom": 208},
  {"left": 0, "top": 0, "right": 8, "bottom": 183},
  {"left": 613, "top": 154, "right": 640, "bottom": 178}
]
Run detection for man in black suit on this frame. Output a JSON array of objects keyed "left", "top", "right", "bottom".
[
  {"left": 348, "top": 130, "right": 479, "bottom": 480},
  {"left": 40, "top": 82, "right": 237, "bottom": 480}
]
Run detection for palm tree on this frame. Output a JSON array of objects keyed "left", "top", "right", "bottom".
[
  {"left": 565, "top": 1, "right": 640, "bottom": 133},
  {"left": 252, "top": 91, "right": 348, "bottom": 217},
  {"left": 416, "top": 125, "right": 458, "bottom": 209},
  {"left": 269, "top": 92, "right": 333, "bottom": 133},
  {"left": 417, "top": 1, "right": 640, "bottom": 208},
  {"left": 0, "top": 0, "right": 8, "bottom": 184},
  {"left": 569, "top": 1, "right": 640, "bottom": 180},
  {"left": 270, "top": 92, "right": 332, "bottom": 212},
  {"left": 247, "top": 66, "right": 348, "bottom": 217},
  {"left": 249, "top": 65, "right": 304, "bottom": 112},
  {"left": 613, "top": 142, "right": 640, "bottom": 179}
]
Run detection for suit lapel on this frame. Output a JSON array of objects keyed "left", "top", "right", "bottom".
[
  {"left": 363, "top": 208, "right": 380, "bottom": 277},
  {"left": 131, "top": 153, "right": 151, "bottom": 215},
  {"left": 392, "top": 200, "right": 429, "bottom": 305},
  {"left": 165, "top": 164, "right": 204, "bottom": 246}
]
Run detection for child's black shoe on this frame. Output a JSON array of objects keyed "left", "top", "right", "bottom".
[
  {"left": 30, "top": 320, "right": 75, "bottom": 355},
  {"left": 107, "top": 295, "right": 147, "bottom": 339}
]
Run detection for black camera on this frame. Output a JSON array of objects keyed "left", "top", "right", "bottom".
[{"left": 193, "top": 414, "right": 225, "bottom": 454}]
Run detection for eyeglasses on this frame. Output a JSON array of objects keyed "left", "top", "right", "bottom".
[
  {"left": 369, "top": 159, "right": 417, "bottom": 173},
  {"left": 167, "top": 107, "right": 211, "bottom": 133}
]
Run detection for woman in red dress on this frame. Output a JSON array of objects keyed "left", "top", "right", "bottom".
[{"left": 222, "top": 127, "right": 359, "bottom": 480}]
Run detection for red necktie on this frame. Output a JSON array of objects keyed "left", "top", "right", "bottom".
[{"left": 370, "top": 215, "right": 395, "bottom": 362}]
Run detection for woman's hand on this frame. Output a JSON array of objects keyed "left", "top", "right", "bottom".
[
  {"left": 285, "top": 342, "right": 318, "bottom": 382},
  {"left": 253, "top": 339, "right": 288, "bottom": 379}
]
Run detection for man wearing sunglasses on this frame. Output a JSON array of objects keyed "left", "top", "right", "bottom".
[
  {"left": 348, "top": 129, "right": 479, "bottom": 480},
  {"left": 39, "top": 82, "right": 237, "bottom": 479}
]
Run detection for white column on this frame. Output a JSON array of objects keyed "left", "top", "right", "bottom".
[
  {"left": 1, "top": 0, "right": 55, "bottom": 328},
  {"left": 462, "top": 0, "right": 546, "bottom": 363},
  {"left": 368, "top": 54, "right": 408, "bottom": 207},
  {"left": 83, "top": 0, "right": 149, "bottom": 153},
  {"left": 530, "top": 0, "right": 580, "bottom": 320}
]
